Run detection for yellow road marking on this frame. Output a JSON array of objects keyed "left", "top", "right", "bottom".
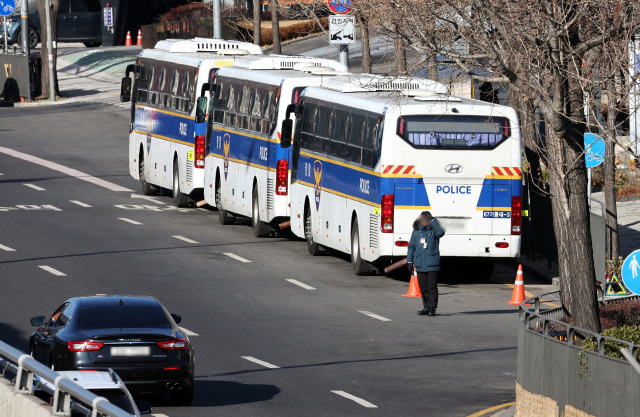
[{"left": 466, "top": 401, "right": 515, "bottom": 417}]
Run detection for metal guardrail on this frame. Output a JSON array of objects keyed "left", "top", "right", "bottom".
[
  {"left": 0, "top": 339, "right": 131, "bottom": 417},
  {"left": 518, "top": 291, "right": 640, "bottom": 416}
]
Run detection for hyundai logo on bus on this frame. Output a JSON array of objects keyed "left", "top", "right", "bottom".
[
  {"left": 437, "top": 185, "right": 472, "bottom": 194},
  {"left": 445, "top": 164, "right": 463, "bottom": 173}
]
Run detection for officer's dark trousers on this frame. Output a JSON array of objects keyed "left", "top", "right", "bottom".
[{"left": 417, "top": 271, "right": 439, "bottom": 308}]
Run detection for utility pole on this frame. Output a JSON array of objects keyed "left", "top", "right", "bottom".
[
  {"left": 45, "top": 0, "right": 55, "bottom": 101},
  {"left": 21, "top": 0, "right": 30, "bottom": 102},
  {"left": 339, "top": 45, "right": 348, "bottom": 69},
  {"left": 213, "top": 0, "right": 221, "bottom": 39}
]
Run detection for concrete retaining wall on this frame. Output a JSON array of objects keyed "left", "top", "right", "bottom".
[
  {"left": 515, "top": 382, "right": 595, "bottom": 417},
  {"left": 0, "top": 377, "right": 53, "bottom": 417}
]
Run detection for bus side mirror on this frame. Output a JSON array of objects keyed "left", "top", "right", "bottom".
[
  {"left": 200, "top": 83, "right": 210, "bottom": 98},
  {"left": 196, "top": 96, "right": 208, "bottom": 123},
  {"left": 280, "top": 119, "right": 293, "bottom": 148},
  {"left": 120, "top": 77, "right": 132, "bottom": 102}
]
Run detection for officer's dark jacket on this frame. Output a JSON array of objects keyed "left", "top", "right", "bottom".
[{"left": 407, "top": 219, "right": 445, "bottom": 272}]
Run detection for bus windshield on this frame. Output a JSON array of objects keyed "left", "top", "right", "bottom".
[{"left": 397, "top": 115, "right": 510, "bottom": 148}]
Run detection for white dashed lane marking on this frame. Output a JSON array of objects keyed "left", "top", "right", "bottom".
[
  {"left": 39, "top": 266, "right": 66, "bottom": 276},
  {"left": 331, "top": 391, "right": 378, "bottom": 408},
  {"left": 173, "top": 236, "right": 199, "bottom": 244},
  {"left": 179, "top": 327, "right": 199, "bottom": 336},
  {"left": 358, "top": 311, "right": 392, "bottom": 322},
  {"left": 151, "top": 414, "right": 170, "bottom": 417},
  {"left": 241, "top": 356, "right": 280, "bottom": 369},
  {"left": 224, "top": 253, "right": 251, "bottom": 263},
  {"left": 96, "top": 294, "right": 106, "bottom": 296},
  {"left": 118, "top": 218, "right": 142, "bottom": 225},
  {"left": 286, "top": 279, "right": 316, "bottom": 290},
  {"left": 0, "top": 244, "right": 16, "bottom": 252},
  {"left": 131, "top": 193, "right": 166, "bottom": 205},
  {"left": 70, "top": 200, "right": 92, "bottom": 207},
  {"left": 23, "top": 183, "right": 45, "bottom": 191}
]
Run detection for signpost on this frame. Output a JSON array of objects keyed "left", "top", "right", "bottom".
[
  {"left": 327, "top": 0, "right": 352, "bottom": 69},
  {"left": 621, "top": 250, "right": 640, "bottom": 294},
  {"left": 584, "top": 132, "right": 605, "bottom": 202},
  {"left": 0, "top": 0, "right": 15, "bottom": 53}
]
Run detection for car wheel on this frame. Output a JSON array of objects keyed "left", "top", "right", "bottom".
[
  {"left": 139, "top": 153, "right": 154, "bottom": 196},
  {"left": 216, "top": 177, "right": 236, "bottom": 225},
  {"left": 252, "top": 185, "right": 269, "bottom": 237},
  {"left": 17, "top": 27, "right": 40, "bottom": 49},
  {"left": 172, "top": 161, "right": 188, "bottom": 207},
  {"left": 351, "top": 220, "right": 369, "bottom": 276},
  {"left": 170, "top": 382, "right": 194, "bottom": 406},
  {"left": 305, "top": 205, "right": 320, "bottom": 256},
  {"left": 83, "top": 42, "right": 102, "bottom": 48}
]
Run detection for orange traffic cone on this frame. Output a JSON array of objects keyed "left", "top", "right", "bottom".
[
  {"left": 402, "top": 268, "right": 422, "bottom": 297},
  {"left": 506, "top": 265, "right": 530, "bottom": 305},
  {"left": 125, "top": 31, "right": 132, "bottom": 46},
  {"left": 136, "top": 29, "right": 142, "bottom": 46}
]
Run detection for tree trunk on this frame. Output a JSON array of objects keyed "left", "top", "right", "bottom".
[
  {"left": 546, "top": 127, "right": 601, "bottom": 333},
  {"left": 394, "top": 35, "right": 406, "bottom": 73},
  {"left": 270, "top": 0, "right": 281, "bottom": 54},
  {"left": 359, "top": 16, "right": 372, "bottom": 74},
  {"left": 37, "top": 0, "right": 60, "bottom": 99},
  {"left": 604, "top": 79, "right": 620, "bottom": 260},
  {"left": 426, "top": 52, "right": 438, "bottom": 81},
  {"left": 253, "top": 0, "right": 262, "bottom": 46}
]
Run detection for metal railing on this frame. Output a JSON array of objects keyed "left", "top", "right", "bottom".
[
  {"left": 518, "top": 291, "right": 640, "bottom": 416},
  {"left": 0, "top": 339, "right": 131, "bottom": 417}
]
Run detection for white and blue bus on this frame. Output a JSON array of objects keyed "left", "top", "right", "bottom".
[
  {"left": 280, "top": 75, "right": 522, "bottom": 276},
  {"left": 203, "top": 55, "right": 348, "bottom": 236},
  {"left": 121, "top": 38, "right": 263, "bottom": 206}
]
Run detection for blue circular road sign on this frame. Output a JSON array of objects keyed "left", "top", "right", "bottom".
[
  {"left": 584, "top": 133, "right": 605, "bottom": 168},
  {"left": 0, "top": 0, "right": 16, "bottom": 17},
  {"left": 328, "top": 0, "right": 351, "bottom": 14},
  {"left": 621, "top": 250, "right": 640, "bottom": 294}
]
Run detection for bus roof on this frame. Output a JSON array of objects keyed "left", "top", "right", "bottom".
[
  {"left": 231, "top": 55, "right": 348, "bottom": 72},
  {"left": 216, "top": 66, "right": 344, "bottom": 87},
  {"left": 302, "top": 86, "right": 515, "bottom": 116},
  {"left": 321, "top": 74, "right": 449, "bottom": 94},
  {"left": 154, "top": 38, "right": 263, "bottom": 55},
  {"left": 139, "top": 49, "right": 248, "bottom": 68}
]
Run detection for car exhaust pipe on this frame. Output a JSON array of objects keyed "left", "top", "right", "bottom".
[
  {"left": 174, "top": 382, "right": 183, "bottom": 390},
  {"left": 166, "top": 382, "right": 175, "bottom": 390}
]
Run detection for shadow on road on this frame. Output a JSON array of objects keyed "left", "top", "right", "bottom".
[{"left": 0, "top": 321, "right": 31, "bottom": 352}]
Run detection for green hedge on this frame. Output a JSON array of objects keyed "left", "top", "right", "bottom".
[{"left": 582, "top": 325, "right": 640, "bottom": 360}]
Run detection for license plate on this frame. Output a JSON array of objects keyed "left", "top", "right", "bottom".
[{"left": 111, "top": 346, "right": 150, "bottom": 356}]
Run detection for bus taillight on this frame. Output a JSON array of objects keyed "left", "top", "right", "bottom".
[
  {"left": 276, "top": 159, "right": 288, "bottom": 195},
  {"left": 511, "top": 196, "right": 522, "bottom": 235},
  {"left": 381, "top": 194, "right": 394, "bottom": 233},
  {"left": 195, "top": 135, "right": 205, "bottom": 169}
]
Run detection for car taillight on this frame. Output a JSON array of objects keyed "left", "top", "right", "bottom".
[
  {"left": 68, "top": 341, "right": 104, "bottom": 352},
  {"left": 194, "top": 135, "right": 205, "bottom": 169},
  {"left": 511, "top": 196, "right": 522, "bottom": 235},
  {"left": 381, "top": 194, "right": 394, "bottom": 233},
  {"left": 395, "top": 240, "right": 408, "bottom": 247},
  {"left": 276, "top": 159, "right": 288, "bottom": 195},
  {"left": 157, "top": 339, "right": 188, "bottom": 350},
  {"left": 495, "top": 242, "right": 509, "bottom": 248}
]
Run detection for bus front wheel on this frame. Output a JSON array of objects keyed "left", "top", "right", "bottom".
[
  {"left": 305, "top": 206, "right": 320, "bottom": 256},
  {"left": 351, "top": 220, "right": 370, "bottom": 276},
  {"left": 216, "top": 178, "right": 236, "bottom": 225}
]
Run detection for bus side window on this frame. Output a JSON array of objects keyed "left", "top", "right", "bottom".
[
  {"left": 315, "top": 105, "right": 331, "bottom": 154},
  {"left": 330, "top": 108, "right": 347, "bottom": 159},
  {"left": 347, "top": 112, "right": 365, "bottom": 165},
  {"left": 300, "top": 101, "right": 317, "bottom": 150},
  {"left": 249, "top": 88, "right": 264, "bottom": 133},
  {"left": 171, "top": 69, "right": 181, "bottom": 111},
  {"left": 362, "top": 116, "right": 376, "bottom": 168},
  {"left": 136, "top": 60, "right": 148, "bottom": 103}
]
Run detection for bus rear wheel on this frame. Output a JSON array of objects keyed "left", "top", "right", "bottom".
[
  {"left": 252, "top": 185, "right": 270, "bottom": 237},
  {"left": 139, "top": 154, "right": 154, "bottom": 195},
  {"left": 351, "top": 220, "right": 370, "bottom": 276},
  {"left": 216, "top": 178, "right": 236, "bottom": 225},
  {"left": 305, "top": 206, "right": 320, "bottom": 256},
  {"left": 172, "top": 161, "right": 188, "bottom": 207}
]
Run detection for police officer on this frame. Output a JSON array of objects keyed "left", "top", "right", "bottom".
[{"left": 407, "top": 211, "right": 445, "bottom": 316}]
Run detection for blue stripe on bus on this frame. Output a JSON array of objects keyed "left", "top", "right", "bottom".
[
  {"left": 134, "top": 106, "right": 198, "bottom": 146},
  {"left": 208, "top": 128, "right": 283, "bottom": 171},
  {"left": 475, "top": 178, "right": 521, "bottom": 210}
]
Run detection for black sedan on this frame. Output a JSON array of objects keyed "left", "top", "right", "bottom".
[{"left": 29, "top": 296, "right": 195, "bottom": 405}]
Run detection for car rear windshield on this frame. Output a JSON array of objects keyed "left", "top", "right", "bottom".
[
  {"left": 79, "top": 306, "right": 171, "bottom": 329},
  {"left": 397, "top": 115, "right": 510, "bottom": 148}
]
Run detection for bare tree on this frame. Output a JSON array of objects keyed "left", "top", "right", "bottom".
[
  {"left": 37, "top": 0, "right": 60, "bottom": 99},
  {"left": 253, "top": 0, "right": 262, "bottom": 46},
  {"left": 271, "top": 0, "right": 281, "bottom": 54},
  {"left": 356, "top": 0, "right": 640, "bottom": 332},
  {"left": 359, "top": 16, "right": 372, "bottom": 73}
]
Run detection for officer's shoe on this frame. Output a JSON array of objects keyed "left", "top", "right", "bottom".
[
  {"left": 417, "top": 308, "right": 430, "bottom": 315},
  {"left": 427, "top": 308, "right": 436, "bottom": 316}
]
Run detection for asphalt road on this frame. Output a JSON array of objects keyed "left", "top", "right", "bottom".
[{"left": 0, "top": 101, "right": 541, "bottom": 416}]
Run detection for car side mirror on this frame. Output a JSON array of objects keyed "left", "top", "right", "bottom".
[
  {"left": 195, "top": 96, "right": 207, "bottom": 123},
  {"left": 135, "top": 400, "right": 152, "bottom": 414},
  {"left": 280, "top": 119, "right": 293, "bottom": 148},
  {"left": 171, "top": 313, "right": 182, "bottom": 324},
  {"left": 120, "top": 77, "right": 132, "bottom": 102},
  {"left": 31, "top": 316, "right": 46, "bottom": 326}
]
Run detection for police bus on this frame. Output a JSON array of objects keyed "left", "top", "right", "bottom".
[
  {"left": 203, "top": 55, "right": 348, "bottom": 236},
  {"left": 120, "top": 38, "right": 263, "bottom": 206},
  {"left": 280, "top": 75, "right": 522, "bottom": 276}
]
